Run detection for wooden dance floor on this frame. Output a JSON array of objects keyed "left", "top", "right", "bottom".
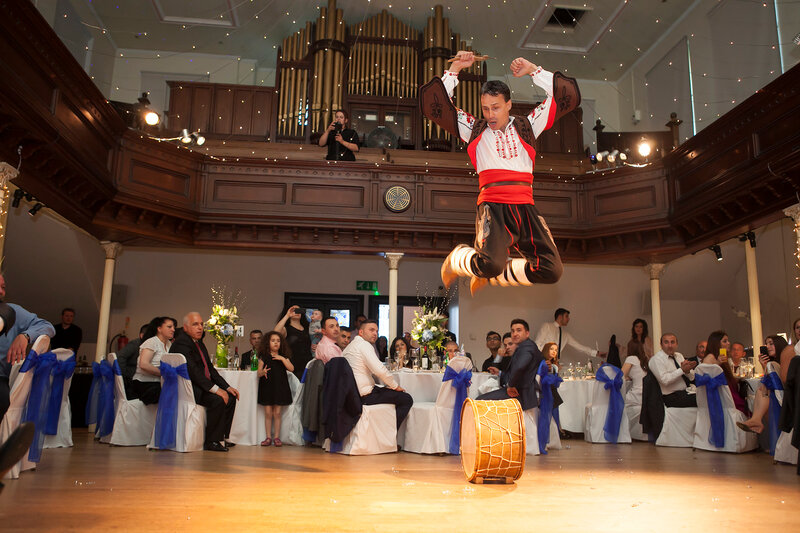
[{"left": 1, "top": 432, "right": 798, "bottom": 531}]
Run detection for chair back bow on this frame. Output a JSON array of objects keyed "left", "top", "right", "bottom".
[
  {"left": 595, "top": 364, "right": 625, "bottom": 443},
  {"left": 86, "top": 360, "right": 116, "bottom": 438},
  {"left": 22, "top": 351, "right": 57, "bottom": 462},
  {"left": 153, "top": 362, "right": 191, "bottom": 450},
  {"left": 442, "top": 366, "right": 472, "bottom": 454},
  {"left": 761, "top": 371, "right": 784, "bottom": 455},
  {"left": 45, "top": 355, "right": 76, "bottom": 435},
  {"left": 695, "top": 371, "right": 728, "bottom": 448},
  {"left": 537, "top": 360, "right": 562, "bottom": 454}
]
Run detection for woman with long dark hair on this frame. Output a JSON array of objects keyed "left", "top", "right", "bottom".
[
  {"left": 390, "top": 336, "right": 411, "bottom": 368},
  {"left": 738, "top": 334, "right": 790, "bottom": 433},
  {"left": 702, "top": 330, "right": 749, "bottom": 416},
  {"left": 627, "top": 318, "right": 653, "bottom": 359},
  {"left": 275, "top": 305, "right": 311, "bottom": 379},
  {"left": 131, "top": 316, "right": 175, "bottom": 404}
]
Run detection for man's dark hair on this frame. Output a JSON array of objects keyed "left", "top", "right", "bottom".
[
  {"left": 249, "top": 329, "right": 263, "bottom": 336},
  {"left": 502, "top": 332, "right": 512, "bottom": 341},
  {"left": 61, "top": 307, "right": 75, "bottom": 315},
  {"left": 334, "top": 109, "right": 350, "bottom": 123},
  {"left": 481, "top": 80, "right": 511, "bottom": 102},
  {"left": 355, "top": 313, "right": 367, "bottom": 321},
  {"left": 731, "top": 341, "right": 745, "bottom": 350},
  {"left": 510, "top": 318, "right": 529, "bottom": 332},
  {"left": 138, "top": 323, "right": 149, "bottom": 336},
  {"left": 486, "top": 330, "right": 501, "bottom": 340},
  {"left": 321, "top": 316, "right": 339, "bottom": 329},
  {"left": 359, "top": 319, "right": 378, "bottom": 331},
  {"left": 554, "top": 308, "right": 570, "bottom": 320}
]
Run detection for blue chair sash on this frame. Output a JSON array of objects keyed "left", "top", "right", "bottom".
[
  {"left": 695, "top": 371, "right": 728, "bottom": 448},
  {"left": 761, "top": 372, "right": 784, "bottom": 455},
  {"left": 153, "top": 362, "right": 190, "bottom": 449},
  {"left": 537, "top": 360, "right": 562, "bottom": 454},
  {"left": 22, "top": 351, "right": 57, "bottom": 462},
  {"left": 85, "top": 361, "right": 116, "bottom": 438},
  {"left": 442, "top": 366, "right": 472, "bottom": 455},
  {"left": 45, "top": 355, "right": 77, "bottom": 435},
  {"left": 595, "top": 364, "right": 624, "bottom": 444}
]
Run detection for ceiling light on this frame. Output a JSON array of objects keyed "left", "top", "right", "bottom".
[
  {"left": 190, "top": 132, "right": 206, "bottom": 146},
  {"left": 608, "top": 149, "right": 619, "bottom": 163},
  {"left": 710, "top": 245, "right": 723, "bottom": 261},
  {"left": 596, "top": 150, "right": 609, "bottom": 162},
  {"left": 28, "top": 202, "right": 44, "bottom": 217},
  {"left": 180, "top": 129, "right": 192, "bottom": 144},
  {"left": 12, "top": 189, "right": 24, "bottom": 208},
  {"left": 619, "top": 151, "right": 628, "bottom": 161}
]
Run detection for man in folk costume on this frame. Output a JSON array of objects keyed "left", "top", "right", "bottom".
[{"left": 420, "top": 51, "right": 580, "bottom": 293}]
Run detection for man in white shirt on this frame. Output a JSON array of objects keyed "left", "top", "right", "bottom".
[
  {"left": 534, "top": 308, "right": 606, "bottom": 365},
  {"left": 343, "top": 320, "right": 413, "bottom": 428},
  {"left": 648, "top": 332, "right": 698, "bottom": 407},
  {"left": 316, "top": 316, "right": 343, "bottom": 364}
]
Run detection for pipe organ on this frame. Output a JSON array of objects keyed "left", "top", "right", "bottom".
[{"left": 275, "top": 0, "right": 486, "bottom": 150}]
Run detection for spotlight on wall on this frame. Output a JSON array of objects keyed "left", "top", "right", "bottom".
[
  {"left": 596, "top": 150, "right": 609, "bottom": 162},
  {"left": 619, "top": 150, "right": 628, "bottom": 162},
  {"left": 637, "top": 140, "right": 652, "bottom": 158},
  {"left": 190, "top": 132, "right": 206, "bottom": 146},
  {"left": 11, "top": 188, "right": 24, "bottom": 208},
  {"left": 137, "top": 92, "right": 160, "bottom": 126},
  {"left": 180, "top": 129, "right": 192, "bottom": 144},
  {"left": 710, "top": 244, "right": 723, "bottom": 261},
  {"left": 28, "top": 202, "right": 44, "bottom": 217},
  {"left": 739, "top": 231, "right": 756, "bottom": 248},
  {"left": 608, "top": 149, "right": 619, "bottom": 163}
]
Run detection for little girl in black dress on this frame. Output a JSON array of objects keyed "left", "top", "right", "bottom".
[{"left": 258, "top": 331, "right": 294, "bottom": 447}]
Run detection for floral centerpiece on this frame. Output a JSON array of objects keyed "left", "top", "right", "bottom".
[
  {"left": 410, "top": 307, "right": 448, "bottom": 369},
  {"left": 206, "top": 287, "right": 243, "bottom": 368}
]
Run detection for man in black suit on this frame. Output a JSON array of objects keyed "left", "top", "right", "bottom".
[
  {"left": 171, "top": 312, "right": 240, "bottom": 452},
  {"left": 477, "top": 318, "right": 547, "bottom": 411}
]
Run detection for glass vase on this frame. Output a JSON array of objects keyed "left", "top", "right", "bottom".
[{"left": 215, "top": 343, "right": 229, "bottom": 368}]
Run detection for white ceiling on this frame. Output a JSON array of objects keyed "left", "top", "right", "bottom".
[{"left": 71, "top": 0, "right": 697, "bottom": 81}]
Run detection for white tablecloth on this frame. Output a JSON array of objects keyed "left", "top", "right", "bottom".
[
  {"left": 390, "top": 370, "right": 495, "bottom": 403},
  {"left": 556, "top": 379, "right": 596, "bottom": 433}
]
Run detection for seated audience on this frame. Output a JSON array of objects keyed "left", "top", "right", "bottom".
[
  {"left": 687, "top": 340, "right": 707, "bottom": 365},
  {"left": 477, "top": 319, "right": 548, "bottom": 410},
  {"left": 390, "top": 336, "right": 411, "bottom": 368},
  {"left": 442, "top": 311, "right": 457, "bottom": 344},
  {"left": 171, "top": 312, "right": 239, "bottom": 452},
  {"left": 622, "top": 342, "right": 649, "bottom": 407},
  {"left": 343, "top": 320, "right": 413, "bottom": 428},
  {"left": 337, "top": 327, "right": 352, "bottom": 351},
  {"left": 257, "top": 331, "right": 294, "bottom": 447},
  {"left": 376, "top": 336, "right": 389, "bottom": 362},
  {"left": 51, "top": 307, "right": 82, "bottom": 354},
  {"left": 131, "top": 316, "right": 175, "bottom": 405},
  {"left": 702, "top": 330, "right": 749, "bottom": 416},
  {"left": 541, "top": 342, "right": 559, "bottom": 372},
  {"left": 481, "top": 330, "right": 509, "bottom": 372},
  {"left": 0, "top": 274, "right": 55, "bottom": 422},
  {"left": 627, "top": 318, "right": 654, "bottom": 360},
  {"left": 316, "top": 316, "right": 343, "bottom": 364},
  {"left": 239, "top": 329, "right": 263, "bottom": 370},
  {"left": 442, "top": 340, "right": 460, "bottom": 362},
  {"left": 729, "top": 341, "right": 746, "bottom": 374},
  {"left": 649, "top": 332, "right": 697, "bottom": 407},
  {"left": 739, "top": 334, "right": 793, "bottom": 433},
  {"left": 116, "top": 323, "right": 148, "bottom": 396}
]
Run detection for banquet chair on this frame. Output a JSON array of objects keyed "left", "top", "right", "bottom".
[
  {"left": 523, "top": 364, "right": 561, "bottom": 455},
  {"left": 625, "top": 404, "right": 648, "bottom": 441},
  {"left": 322, "top": 359, "right": 396, "bottom": 455},
  {"left": 255, "top": 371, "right": 305, "bottom": 446},
  {"left": 43, "top": 348, "right": 77, "bottom": 449},
  {"left": 148, "top": 353, "right": 206, "bottom": 452},
  {"left": 693, "top": 364, "right": 757, "bottom": 453},
  {"left": 761, "top": 362, "right": 797, "bottom": 464},
  {"left": 654, "top": 375, "right": 698, "bottom": 447},
  {"left": 584, "top": 364, "right": 632, "bottom": 444},
  {"left": 398, "top": 355, "right": 472, "bottom": 454},
  {"left": 1, "top": 335, "right": 51, "bottom": 479},
  {"left": 108, "top": 353, "right": 157, "bottom": 446}
]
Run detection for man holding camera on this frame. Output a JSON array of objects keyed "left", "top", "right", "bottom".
[{"left": 318, "top": 109, "right": 360, "bottom": 161}]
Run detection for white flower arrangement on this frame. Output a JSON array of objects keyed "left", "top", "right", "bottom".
[
  {"left": 205, "top": 287, "right": 243, "bottom": 346},
  {"left": 410, "top": 307, "right": 448, "bottom": 353}
]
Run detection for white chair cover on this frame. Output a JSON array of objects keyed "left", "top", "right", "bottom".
[
  {"left": 774, "top": 430, "right": 798, "bottom": 464},
  {"left": 1, "top": 335, "right": 51, "bottom": 479},
  {"left": 692, "top": 364, "right": 757, "bottom": 453},
  {"left": 523, "top": 407, "right": 561, "bottom": 455},
  {"left": 625, "top": 404, "right": 648, "bottom": 441},
  {"left": 147, "top": 353, "right": 206, "bottom": 452},
  {"left": 43, "top": 349, "right": 76, "bottom": 449},
  {"left": 399, "top": 355, "right": 472, "bottom": 454},
  {"left": 107, "top": 353, "right": 157, "bottom": 446},
  {"left": 584, "top": 365, "right": 632, "bottom": 444},
  {"left": 324, "top": 404, "right": 397, "bottom": 455},
  {"left": 254, "top": 371, "right": 305, "bottom": 446}
]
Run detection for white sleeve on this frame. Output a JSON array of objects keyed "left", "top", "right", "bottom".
[
  {"left": 442, "top": 70, "right": 476, "bottom": 143},
  {"left": 564, "top": 331, "right": 598, "bottom": 358},
  {"left": 533, "top": 324, "right": 550, "bottom": 349},
  {"left": 526, "top": 68, "right": 557, "bottom": 139},
  {"left": 650, "top": 355, "right": 687, "bottom": 387},
  {"left": 362, "top": 344, "right": 398, "bottom": 389}
]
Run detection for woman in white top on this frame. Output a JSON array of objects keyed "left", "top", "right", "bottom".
[
  {"left": 131, "top": 316, "right": 176, "bottom": 404},
  {"left": 621, "top": 347, "right": 648, "bottom": 407}
]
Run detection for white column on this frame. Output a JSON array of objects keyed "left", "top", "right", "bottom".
[
  {"left": 384, "top": 252, "right": 404, "bottom": 342},
  {"left": 96, "top": 241, "right": 122, "bottom": 362},
  {"left": 743, "top": 237, "right": 764, "bottom": 366},
  {"left": 645, "top": 264, "right": 667, "bottom": 343},
  {"left": 0, "top": 162, "right": 19, "bottom": 259}
]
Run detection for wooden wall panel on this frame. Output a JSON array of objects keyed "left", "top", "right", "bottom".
[
  {"left": 535, "top": 195, "right": 574, "bottom": 221},
  {"left": 292, "top": 183, "right": 365, "bottom": 209},
  {"left": 128, "top": 160, "right": 190, "bottom": 197},
  {"left": 232, "top": 89, "right": 254, "bottom": 135},
  {"left": 213, "top": 180, "right": 286, "bottom": 204},
  {"left": 594, "top": 186, "right": 657, "bottom": 217},
  {"left": 167, "top": 83, "right": 192, "bottom": 132},
  {"left": 252, "top": 91, "right": 271, "bottom": 137},
  {"left": 213, "top": 88, "right": 234, "bottom": 135},
  {"left": 675, "top": 138, "right": 750, "bottom": 200},
  {"left": 191, "top": 86, "right": 213, "bottom": 134},
  {"left": 428, "top": 190, "right": 476, "bottom": 215}
]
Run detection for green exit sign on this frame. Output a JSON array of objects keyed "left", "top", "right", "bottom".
[{"left": 356, "top": 280, "right": 378, "bottom": 291}]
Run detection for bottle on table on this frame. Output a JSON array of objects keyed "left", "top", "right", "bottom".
[
  {"left": 251, "top": 348, "right": 259, "bottom": 371},
  {"left": 233, "top": 347, "right": 240, "bottom": 370}
]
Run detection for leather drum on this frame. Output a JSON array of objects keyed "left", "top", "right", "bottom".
[{"left": 460, "top": 398, "right": 526, "bottom": 483}]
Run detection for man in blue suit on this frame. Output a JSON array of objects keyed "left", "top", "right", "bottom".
[{"left": 477, "top": 318, "right": 546, "bottom": 410}]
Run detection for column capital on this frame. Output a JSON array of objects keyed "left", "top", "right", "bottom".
[
  {"left": 784, "top": 204, "right": 800, "bottom": 224},
  {"left": 383, "top": 252, "right": 404, "bottom": 270},
  {"left": 644, "top": 263, "right": 667, "bottom": 280},
  {"left": 0, "top": 162, "right": 19, "bottom": 187},
  {"left": 100, "top": 241, "right": 122, "bottom": 260}
]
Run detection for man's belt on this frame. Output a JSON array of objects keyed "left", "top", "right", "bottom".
[{"left": 480, "top": 180, "right": 532, "bottom": 191}]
